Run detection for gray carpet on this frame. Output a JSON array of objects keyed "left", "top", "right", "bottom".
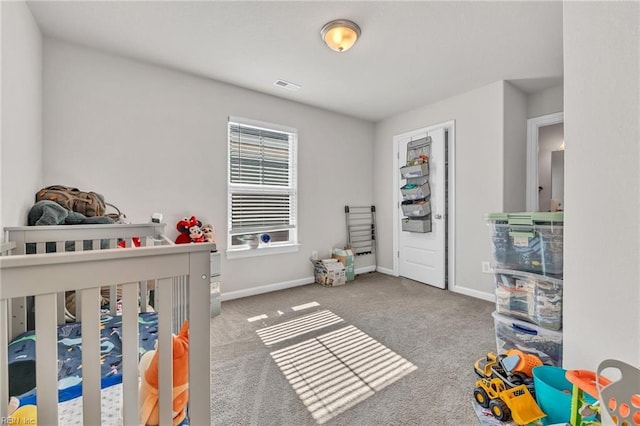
[{"left": 209, "top": 273, "right": 496, "bottom": 426}]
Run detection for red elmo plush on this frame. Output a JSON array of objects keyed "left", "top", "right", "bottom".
[{"left": 175, "top": 216, "right": 206, "bottom": 244}]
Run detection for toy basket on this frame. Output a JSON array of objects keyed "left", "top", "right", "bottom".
[{"left": 597, "top": 359, "right": 640, "bottom": 425}]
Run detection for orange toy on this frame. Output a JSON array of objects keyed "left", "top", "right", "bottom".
[
  {"left": 139, "top": 321, "right": 190, "bottom": 426},
  {"left": 505, "top": 348, "right": 543, "bottom": 377}
]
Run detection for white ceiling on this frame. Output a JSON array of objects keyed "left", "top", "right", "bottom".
[{"left": 27, "top": 1, "right": 564, "bottom": 122}]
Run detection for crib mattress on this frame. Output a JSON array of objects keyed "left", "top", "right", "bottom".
[{"left": 7, "top": 312, "right": 158, "bottom": 401}]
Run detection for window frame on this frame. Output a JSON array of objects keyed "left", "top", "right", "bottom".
[{"left": 226, "top": 116, "right": 299, "bottom": 259}]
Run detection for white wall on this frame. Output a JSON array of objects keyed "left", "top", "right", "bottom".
[
  {"left": 42, "top": 39, "right": 374, "bottom": 298},
  {"left": 503, "top": 82, "right": 527, "bottom": 213},
  {"left": 527, "top": 84, "right": 563, "bottom": 119},
  {"left": 1, "top": 2, "right": 43, "bottom": 231},
  {"left": 374, "top": 81, "right": 507, "bottom": 299},
  {"left": 563, "top": 1, "right": 640, "bottom": 369}
]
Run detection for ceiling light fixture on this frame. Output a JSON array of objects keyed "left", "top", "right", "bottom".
[{"left": 320, "top": 19, "right": 361, "bottom": 53}]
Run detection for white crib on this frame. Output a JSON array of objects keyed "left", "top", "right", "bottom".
[{"left": 0, "top": 223, "right": 213, "bottom": 425}]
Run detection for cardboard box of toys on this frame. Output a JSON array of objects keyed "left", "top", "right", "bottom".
[
  {"left": 311, "top": 258, "right": 346, "bottom": 287},
  {"left": 332, "top": 248, "right": 355, "bottom": 282}
]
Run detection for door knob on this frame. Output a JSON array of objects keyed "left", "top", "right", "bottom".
[{"left": 434, "top": 214, "right": 442, "bottom": 219}]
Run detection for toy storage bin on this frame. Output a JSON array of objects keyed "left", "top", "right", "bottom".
[
  {"left": 532, "top": 366, "right": 597, "bottom": 425},
  {"left": 492, "top": 311, "right": 563, "bottom": 367},
  {"left": 401, "top": 199, "right": 431, "bottom": 217},
  {"left": 486, "top": 212, "right": 564, "bottom": 277},
  {"left": 400, "top": 162, "right": 429, "bottom": 179},
  {"left": 401, "top": 181, "right": 431, "bottom": 200},
  {"left": 402, "top": 216, "right": 431, "bottom": 233},
  {"left": 494, "top": 268, "right": 563, "bottom": 331}
]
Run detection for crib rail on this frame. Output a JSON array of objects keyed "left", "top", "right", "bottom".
[
  {"left": 4, "top": 223, "right": 169, "bottom": 336},
  {"left": 0, "top": 242, "right": 213, "bottom": 425},
  {"left": 5, "top": 222, "right": 167, "bottom": 253}
]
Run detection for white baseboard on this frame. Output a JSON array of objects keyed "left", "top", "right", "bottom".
[
  {"left": 355, "top": 265, "right": 376, "bottom": 275},
  {"left": 222, "top": 265, "right": 380, "bottom": 301},
  {"left": 449, "top": 285, "right": 495, "bottom": 302},
  {"left": 221, "top": 276, "right": 314, "bottom": 301},
  {"left": 376, "top": 266, "right": 395, "bottom": 276}
]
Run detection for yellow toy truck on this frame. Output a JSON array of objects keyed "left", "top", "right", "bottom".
[{"left": 474, "top": 377, "right": 546, "bottom": 425}]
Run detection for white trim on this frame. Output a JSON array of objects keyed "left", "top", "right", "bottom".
[
  {"left": 221, "top": 275, "right": 313, "bottom": 301},
  {"left": 226, "top": 243, "right": 300, "bottom": 259},
  {"left": 227, "top": 117, "right": 298, "bottom": 253},
  {"left": 526, "top": 112, "right": 564, "bottom": 211},
  {"left": 228, "top": 115, "right": 297, "bottom": 134},
  {"left": 355, "top": 265, "right": 376, "bottom": 275},
  {"left": 392, "top": 120, "right": 456, "bottom": 294},
  {"left": 376, "top": 266, "right": 395, "bottom": 276},
  {"left": 221, "top": 266, "right": 379, "bottom": 301},
  {"left": 449, "top": 285, "right": 495, "bottom": 303}
]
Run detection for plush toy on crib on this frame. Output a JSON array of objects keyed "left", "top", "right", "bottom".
[
  {"left": 7, "top": 397, "right": 37, "bottom": 425},
  {"left": 175, "top": 216, "right": 206, "bottom": 244},
  {"left": 139, "top": 321, "right": 189, "bottom": 426},
  {"left": 201, "top": 223, "right": 216, "bottom": 243}
]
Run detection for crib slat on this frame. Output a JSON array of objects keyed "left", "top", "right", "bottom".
[
  {"left": 56, "top": 241, "right": 64, "bottom": 252},
  {"left": 158, "top": 277, "right": 174, "bottom": 426},
  {"left": 57, "top": 292, "right": 66, "bottom": 324},
  {"left": 35, "top": 293, "right": 58, "bottom": 422},
  {"left": 74, "top": 240, "right": 83, "bottom": 251},
  {"left": 81, "top": 287, "right": 101, "bottom": 425},
  {"left": 36, "top": 241, "right": 45, "bottom": 254},
  {"left": 188, "top": 250, "right": 212, "bottom": 425},
  {"left": 10, "top": 297, "right": 26, "bottom": 338},
  {"left": 75, "top": 291, "right": 82, "bottom": 322},
  {"left": 139, "top": 281, "right": 149, "bottom": 312},
  {"left": 109, "top": 285, "right": 118, "bottom": 315},
  {"left": 92, "top": 239, "right": 99, "bottom": 250},
  {"left": 122, "top": 282, "right": 140, "bottom": 426},
  {"left": 0, "top": 299, "right": 9, "bottom": 419}
]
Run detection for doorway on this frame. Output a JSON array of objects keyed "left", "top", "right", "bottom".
[
  {"left": 526, "top": 112, "right": 564, "bottom": 211},
  {"left": 392, "top": 121, "right": 455, "bottom": 290}
]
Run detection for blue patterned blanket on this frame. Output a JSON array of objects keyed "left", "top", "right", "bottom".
[{"left": 8, "top": 312, "right": 158, "bottom": 403}]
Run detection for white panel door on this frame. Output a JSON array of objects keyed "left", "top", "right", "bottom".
[{"left": 398, "top": 127, "right": 446, "bottom": 288}]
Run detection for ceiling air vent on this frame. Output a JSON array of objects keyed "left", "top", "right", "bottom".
[{"left": 274, "top": 79, "right": 301, "bottom": 91}]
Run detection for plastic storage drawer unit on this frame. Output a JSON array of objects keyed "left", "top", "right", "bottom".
[
  {"left": 493, "top": 311, "right": 563, "bottom": 367},
  {"left": 486, "top": 212, "right": 564, "bottom": 276},
  {"left": 494, "top": 269, "right": 563, "bottom": 331}
]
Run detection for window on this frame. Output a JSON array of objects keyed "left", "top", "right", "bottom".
[{"left": 227, "top": 117, "right": 298, "bottom": 257}]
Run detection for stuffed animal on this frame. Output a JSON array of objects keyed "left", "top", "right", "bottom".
[
  {"left": 201, "top": 224, "right": 216, "bottom": 243},
  {"left": 175, "top": 216, "right": 206, "bottom": 244},
  {"left": 7, "top": 397, "right": 37, "bottom": 425},
  {"left": 139, "top": 321, "right": 189, "bottom": 426}
]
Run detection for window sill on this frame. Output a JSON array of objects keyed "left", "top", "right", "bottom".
[{"left": 226, "top": 243, "right": 300, "bottom": 259}]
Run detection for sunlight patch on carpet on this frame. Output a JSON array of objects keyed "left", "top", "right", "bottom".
[
  {"left": 248, "top": 301, "right": 322, "bottom": 323},
  {"left": 292, "top": 301, "right": 320, "bottom": 311},
  {"left": 256, "top": 310, "right": 344, "bottom": 346},
  {"left": 270, "top": 325, "right": 418, "bottom": 424},
  {"left": 247, "top": 314, "right": 268, "bottom": 322}
]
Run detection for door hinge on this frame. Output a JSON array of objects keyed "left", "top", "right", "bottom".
[
  {"left": 397, "top": 251, "right": 400, "bottom": 258},
  {"left": 397, "top": 152, "right": 399, "bottom": 160}
]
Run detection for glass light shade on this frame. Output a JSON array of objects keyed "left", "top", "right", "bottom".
[{"left": 321, "top": 20, "right": 361, "bottom": 52}]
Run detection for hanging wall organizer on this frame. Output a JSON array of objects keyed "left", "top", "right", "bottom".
[{"left": 400, "top": 137, "right": 432, "bottom": 233}]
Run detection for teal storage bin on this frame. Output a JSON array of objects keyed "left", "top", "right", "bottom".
[{"left": 532, "top": 365, "right": 596, "bottom": 425}]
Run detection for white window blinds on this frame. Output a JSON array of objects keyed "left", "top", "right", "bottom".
[{"left": 228, "top": 119, "right": 297, "bottom": 240}]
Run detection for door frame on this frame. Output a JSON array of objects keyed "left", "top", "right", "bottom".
[
  {"left": 392, "top": 120, "right": 456, "bottom": 291},
  {"left": 526, "top": 112, "right": 564, "bottom": 211}
]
